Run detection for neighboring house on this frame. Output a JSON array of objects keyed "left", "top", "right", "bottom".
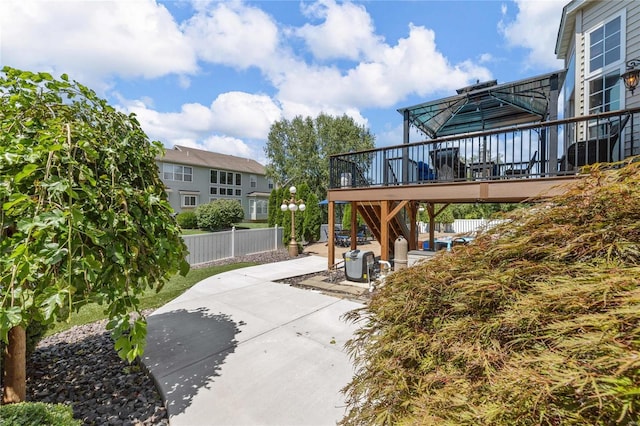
[
  {"left": 156, "top": 145, "right": 273, "bottom": 221},
  {"left": 556, "top": 0, "right": 640, "bottom": 157}
]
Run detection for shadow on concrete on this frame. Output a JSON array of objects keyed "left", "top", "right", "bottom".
[{"left": 143, "top": 307, "right": 240, "bottom": 417}]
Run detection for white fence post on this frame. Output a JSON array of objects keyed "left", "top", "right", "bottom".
[
  {"left": 275, "top": 225, "right": 278, "bottom": 250},
  {"left": 231, "top": 226, "right": 235, "bottom": 258}
]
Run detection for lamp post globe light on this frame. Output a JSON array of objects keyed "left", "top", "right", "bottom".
[{"left": 280, "top": 186, "right": 306, "bottom": 257}]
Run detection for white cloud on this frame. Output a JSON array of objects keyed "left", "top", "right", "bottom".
[
  {"left": 182, "top": 2, "right": 279, "bottom": 69},
  {"left": 210, "top": 92, "right": 282, "bottom": 140},
  {"left": 196, "top": 135, "right": 254, "bottom": 158},
  {"left": 498, "top": 0, "right": 566, "bottom": 70},
  {"left": 479, "top": 53, "right": 494, "bottom": 64},
  {"left": 0, "top": 0, "right": 198, "bottom": 84},
  {"left": 276, "top": 24, "right": 492, "bottom": 110},
  {"left": 116, "top": 91, "right": 281, "bottom": 150},
  {"left": 296, "top": 0, "right": 383, "bottom": 61},
  {"left": 375, "top": 122, "right": 425, "bottom": 148}
]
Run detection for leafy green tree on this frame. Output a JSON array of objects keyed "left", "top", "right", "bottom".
[
  {"left": 268, "top": 187, "right": 285, "bottom": 228},
  {"left": 341, "top": 204, "right": 365, "bottom": 231},
  {"left": 195, "top": 199, "right": 244, "bottom": 231},
  {"left": 264, "top": 113, "right": 375, "bottom": 201},
  {"left": 0, "top": 67, "right": 189, "bottom": 403},
  {"left": 295, "top": 184, "right": 321, "bottom": 243},
  {"left": 450, "top": 203, "right": 524, "bottom": 219}
]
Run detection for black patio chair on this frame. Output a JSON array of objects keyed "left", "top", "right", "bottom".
[
  {"left": 429, "top": 147, "right": 467, "bottom": 181},
  {"left": 565, "top": 113, "right": 630, "bottom": 169},
  {"left": 504, "top": 151, "right": 538, "bottom": 177}
]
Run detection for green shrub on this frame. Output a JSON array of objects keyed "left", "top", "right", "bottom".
[
  {"left": 341, "top": 160, "right": 640, "bottom": 425},
  {"left": 176, "top": 211, "right": 198, "bottom": 229},
  {"left": 195, "top": 199, "right": 244, "bottom": 231},
  {"left": 0, "top": 402, "right": 80, "bottom": 426}
]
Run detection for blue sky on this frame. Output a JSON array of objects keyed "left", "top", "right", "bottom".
[{"left": 1, "top": 0, "right": 567, "bottom": 164}]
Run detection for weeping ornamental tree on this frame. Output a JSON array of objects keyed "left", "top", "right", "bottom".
[{"left": 0, "top": 68, "right": 189, "bottom": 403}]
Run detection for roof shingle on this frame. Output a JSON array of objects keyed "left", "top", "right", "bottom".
[{"left": 158, "top": 145, "right": 266, "bottom": 175}]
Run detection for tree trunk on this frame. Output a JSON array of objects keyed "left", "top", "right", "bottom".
[{"left": 2, "top": 326, "right": 26, "bottom": 404}]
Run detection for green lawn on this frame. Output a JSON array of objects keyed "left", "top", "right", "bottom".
[
  {"left": 48, "top": 262, "right": 256, "bottom": 335},
  {"left": 181, "top": 229, "right": 210, "bottom": 235},
  {"left": 234, "top": 222, "right": 270, "bottom": 229}
]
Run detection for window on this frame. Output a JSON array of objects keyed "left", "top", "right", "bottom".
[
  {"left": 268, "top": 179, "right": 274, "bottom": 189},
  {"left": 250, "top": 175, "right": 257, "bottom": 188},
  {"left": 182, "top": 195, "right": 197, "bottom": 207},
  {"left": 588, "top": 16, "right": 621, "bottom": 74},
  {"left": 585, "top": 12, "right": 625, "bottom": 137},
  {"left": 588, "top": 71, "right": 621, "bottom": 115},
  {"left": 257, "top": 200, "right": 267, "bottom": 215},
  {"left": 208, "top": 169, "right": 242, "bottom": 198},
  {"left": 163, "top": 164, "right": 193, "bottom": 182}
]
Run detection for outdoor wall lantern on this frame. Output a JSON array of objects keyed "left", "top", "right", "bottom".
[
  {"left": 621, "top": 58, "right": 640, "bottom": 95},
  {"left": 280, "top": 186, "right": 306, "bottom": 257}
]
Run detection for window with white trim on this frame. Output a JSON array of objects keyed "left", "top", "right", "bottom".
[
  {"left": 250, "top": 175, "right": 257, "bottom": 188},
  {"left": 585, "top": 12, "right": 625, "bottom": 138},
  {"left": 257, "top": 199, "right": 268, "bottom": 215},
  {"left": 182, "top": 195, "right": 198, "bottom": 207},
  {"left": 163, "top": 163, "right": 193, "bottom": 182},
  {"left": 588, "top": 16, "right": 621, "bottom": 75}
]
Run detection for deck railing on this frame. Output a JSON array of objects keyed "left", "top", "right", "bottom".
[{"left": 329, "top": 108, "right": 640, "bottom": 189}]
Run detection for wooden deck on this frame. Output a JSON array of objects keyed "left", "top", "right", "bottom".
[{"left": 325, "top": 108, "right": 640, "bottom": 268}]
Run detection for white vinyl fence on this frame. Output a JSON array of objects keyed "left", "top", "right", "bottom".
[
  {"left": 418, "top": 219, "right": 506, "bottom": 235},
  {"left": 451, "top": 219, "right": 506, "bottom": 234},
  {"left": 183, "top": 226, "right": 284, "bottom": 266}
]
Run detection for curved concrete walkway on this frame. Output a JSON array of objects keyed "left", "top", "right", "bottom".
[{"left": 142, "top": 255, "right": 363, "bottom": 426}]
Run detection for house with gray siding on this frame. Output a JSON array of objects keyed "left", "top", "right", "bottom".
[
  {"left": 156, "top": 145, "right": 273, "bottom": 221},
  {"left": 556, "top": 0, "right": 640, "bottom": 157}
]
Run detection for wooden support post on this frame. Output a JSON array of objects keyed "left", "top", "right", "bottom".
[
  {"left": 427, "top": 203, "right": 436, "bottom": 251},
  {"left": 328, "top": 201, "right": 335, "bottom": 269},
  {"left": 426, "top": 203, "right": 450, "bottom": 251},
  {"left": 350, "top": 201, "right": 358, "bottom": 250},
  {"left": 380, "top": 200, "right": 390, "bottom": 261},
  {"left": 409, "top": 201, "right": 417, "bottom": 251}
]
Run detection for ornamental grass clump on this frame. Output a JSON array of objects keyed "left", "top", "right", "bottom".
[{"left": 341, "top": 159, "right": 640, "bottom": 425}]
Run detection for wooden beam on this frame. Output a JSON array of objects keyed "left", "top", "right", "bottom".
[
  {"left": 427, "top": 203, "right": 436, "bottom": 251},
  {"left": 328, "top": 201, "right": 335, "bottom": 269},
  {"left": 380, "top": 200, "right": 390, "bottom": 261},
  {"left": 385, "top": 200, "right": 408, "bottom": 222},
  {"left": 327, "top": 176, "right": 575, "bottom": 203},
  {"left": 409, "top": 201, "right": 417, "bottom": 251},
  {"left": 350, "top": 201, "right": 358, "bottom": 250}
]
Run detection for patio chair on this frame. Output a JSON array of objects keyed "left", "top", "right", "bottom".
[
  {"left": 417, "top": 161, "right": 435, "bottom": 181},
  {"left": 335, "top": 232, "right": 350, "bottom": 247},
  {"left": 504, "top": 151, "right": 538, "bottom": 177},
  {"left": 429, "top": 147, "right": 467, "bottom": 181},
  {"left": 565, "top": 113, "right": 630, "bottom": 169}
]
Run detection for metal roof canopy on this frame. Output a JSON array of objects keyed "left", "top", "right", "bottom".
[{"left": 398, "top": 70, "right": 566, "bottom": 139}]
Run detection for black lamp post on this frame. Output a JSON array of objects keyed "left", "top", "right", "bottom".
[{"left": 280, "top": 186, "right": 306, "bottom": 257}]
